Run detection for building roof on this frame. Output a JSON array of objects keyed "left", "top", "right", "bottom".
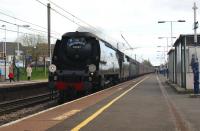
[
  {"left": 167, "top": 48, "right": 175, "bottom": 55},
  {"left": 0, "top": 42, "right": 55, "bottom": 56},
  {"left": 0, "top": 42, "right": 24, "bottom": 55},
  {"left": 173, "top": 34, "right": 200, "bottom": 47}
]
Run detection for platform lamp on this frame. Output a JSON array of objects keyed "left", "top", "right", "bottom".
[
  {"left": 157, "top": 46, "right": 168, "bottom": 63},
  {"left": 17, "top": 25, "right": 30, "bottom": 56},
  {"left": 158, "top": 20, "right": 186, "bottom": 46},
  {"left": 1, "top": 25, "right": 6, "bottom": 80},
  {"left": 158, "top": 37, "right": 176, "bottom": 53}
]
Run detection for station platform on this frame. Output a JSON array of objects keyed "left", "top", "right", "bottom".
[
  {"left": 0, "top": 79, "right": 49, "bottom": 102},
  {"left": 1, "top": 74, "right": 200, "bottom": 131},
  {"left": 0, "top": 79, "right": 48, "bottom": 88}
]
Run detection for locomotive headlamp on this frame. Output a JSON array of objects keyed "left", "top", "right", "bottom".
[
  {"left": 88, "top": 64, "right": 96, "bottom": 72},
  {"left": 49, "top": 64, "right": 57, "bottom": 73}
]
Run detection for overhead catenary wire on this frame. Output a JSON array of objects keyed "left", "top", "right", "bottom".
[
  {"left": 0, "top": 0, "right": 134, "bottom": 51},
  {"left": 48, "top": 0, "right": 98, "bottom": 32},
  {"left": 0, "top": 19, "right": 59, "bottom": 39},
  {"left": 35, "top": 0, "right": 47, "bottom": 6},
  {"left": 0, "top": 9, "right": 61, "bottom": 35},
  {"left": 34, "top": 0, "right": 91, "bottom": 31},
  {"left": 0, "top": 27, "right": 40, "bottom": 37},
  {"left": 0, "top": 27, "right": 59, "bottom": 40},
  {"left": 34, "top": 0, "right": 133, "bottom": 49},
  {"left": 34, "top": 0, "right": 119, "bottom": 42},
  {"left": 48, "top": 0, "right": 121, "bottom": 45},
  {"left": 50, "top": 7, "right": 95, "bottom": 32}
]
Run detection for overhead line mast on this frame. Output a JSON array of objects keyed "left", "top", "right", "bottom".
[
  {"left": 47, "top": 3, "right": 51, "bottom": 64},
  {"left": 121, "top": 34, "right": 133, "bottom": 49}
]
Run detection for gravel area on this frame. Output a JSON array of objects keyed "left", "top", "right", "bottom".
[{"left": 0, "top": 100, "right": 58, "bottom": 126}]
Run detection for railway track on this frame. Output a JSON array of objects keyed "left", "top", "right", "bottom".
[
  {"left": 0, "top": 91, "right": 58, "bottom": 115},
  {"left": 0, "top": 77, "right": 141, "bottom": 116}
]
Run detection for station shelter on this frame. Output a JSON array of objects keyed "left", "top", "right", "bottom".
[
  {"left": 169, "top": 34, "right": 200, "bottom": 89},
  {"left": 168, "top": 49, "right": 175, "bottom": 83}
]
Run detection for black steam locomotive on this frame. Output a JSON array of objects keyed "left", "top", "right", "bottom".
[{"left": 49, "top": 32, "right": 153, "bottom": 102}]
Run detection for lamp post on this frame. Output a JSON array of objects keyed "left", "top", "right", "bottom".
[
  {"left": 157, "top": 50, "right": 165, "bottom": 59},
  {"left": 17, "top": 24, "right": 30, "bottom": 56},
  {"left": 121, "top": 47, "right": 139, "bottom": 51},
  {"left": 33, "top": 46, "right": 37, "bottom": 70},
  {"left": 157, "top": 46, "right": 168, "bottom": 63},
  {"left": 158, "top": 20, "right": 186, "bottom": 45},
  {"left": 156, "top": 56, "right": 165, "bottom": 65},
  {"left": 158, "top": 37, "right": 176, "bottom": 53},
  {"left": 2, "top": 25, "right": 6, "bottom": 80}
]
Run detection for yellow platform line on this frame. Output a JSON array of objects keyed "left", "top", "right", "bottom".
[{"left": 71, "top": 76, "right": 149, "bottom": 131}]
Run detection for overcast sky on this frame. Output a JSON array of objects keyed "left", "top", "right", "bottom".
[{"left": 0, "top": 0, "right": 199, "bottom": 65}]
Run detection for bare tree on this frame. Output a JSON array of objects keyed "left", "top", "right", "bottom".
[
  {"left": 16, "top": 34, "right": 47, "bottom": 69},
  {"left": 142, "top": 60, "right": 153, "bottom": 67},
  {"left": 17, "top": 34, "right": 47, "bottom": 47}
]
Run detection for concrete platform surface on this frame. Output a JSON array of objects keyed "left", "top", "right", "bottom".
[
  {"left": 0, "top": 79, "right": 48, "bottom": 88},
  {"left": 1, "top": 74, "right": 200, "bottom": 131},
  {"left": 48, "top": 75, "right": 200, "bottom": 131}
]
